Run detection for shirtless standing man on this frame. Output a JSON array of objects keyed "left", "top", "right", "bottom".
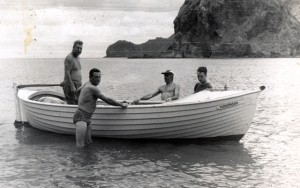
[
  {"left": 63, "top": 40, "right": 83, "bottom": 104},
  {"left": 133, "top": 70, "right": 180, "bottom": 103},
  {"left": 73, "top": 68, "right": 128, "bottom": 147}
]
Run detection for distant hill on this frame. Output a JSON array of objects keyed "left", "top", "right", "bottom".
[
  {"left": 105, "top": 35, "right": 174, "bottom": 58},
  {"left": 106, "top": 0, "right": 300, "bottom": 58}
]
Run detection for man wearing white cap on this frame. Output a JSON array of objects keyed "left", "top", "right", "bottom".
[{"left": 133, "top": 70, "right": 180, "bottom": 103}]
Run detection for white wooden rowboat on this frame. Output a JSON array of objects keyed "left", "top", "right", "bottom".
[{"left": 14, "top": 84, "right": 264, "bottom": 141}]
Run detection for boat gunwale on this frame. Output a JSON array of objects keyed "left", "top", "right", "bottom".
[{"left": 18, "top": 89, "right": 261, "bottom": 109}]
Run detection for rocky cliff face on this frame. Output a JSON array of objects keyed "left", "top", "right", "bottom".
[
  {"left": 106, "top": 0, "right": 300, "bottom": 58},
  {"left": 170, "top": 0, "right": 300, "bottom": 58},
  {"left": 105, "top": 36, "right": 174, "bottom": 58},
  {"left": 292, "top": 0, "right": 300, "bottom": 20}
]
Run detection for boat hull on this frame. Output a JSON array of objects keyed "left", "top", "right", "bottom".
[{"left": 16, "top": 89, "right": 261, "bottom": 140}]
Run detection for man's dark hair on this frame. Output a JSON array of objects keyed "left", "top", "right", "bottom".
[
  {"left": 73, "top": 40, "right": 83, "bottom": 48},
  {"left": 197, "top": 66, "right": 208, "bottom": 76},
  {"left": 89, "top": 68, "right": 101, "bottom": 78}
]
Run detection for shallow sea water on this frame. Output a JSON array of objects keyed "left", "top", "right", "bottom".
[{"left": 0, "top": 58, "right": 299, "bottom": 187}]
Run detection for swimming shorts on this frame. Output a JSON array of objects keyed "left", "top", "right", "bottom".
[
  {"left": 73, "top": 108, "right": 92, "bottom": 125},
  {"left": 62, "top": 81, "right": 82, "bottom": 104}
]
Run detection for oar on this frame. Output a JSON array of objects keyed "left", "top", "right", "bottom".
[{"left": 17, "top": 83, "right": 62, "bottom": 89}]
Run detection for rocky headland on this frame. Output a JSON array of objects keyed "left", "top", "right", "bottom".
[
  {"left": 106, "top": 35, "right": 174, "bottom": 58},
  {"left": 106, "top": 0, "right": 300, "bottom": 58}
]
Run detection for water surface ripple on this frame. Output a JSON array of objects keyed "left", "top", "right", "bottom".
[{"left": 0, "top": 58, "right": 299, "bottom": 187}]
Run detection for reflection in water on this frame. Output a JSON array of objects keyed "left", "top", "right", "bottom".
[
  {"left": 11, "top": 123, "right": 255, "bottom": 187},
  {"left": 14, "top": 122, "right": 74, "bottom": 146}
]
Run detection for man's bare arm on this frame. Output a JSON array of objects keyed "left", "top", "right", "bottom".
[
  {"left": 76, "top": 82, "right": 87, "bottom": 95},
  {"left": 95, "top": 88, "right": 128, "bottom": 108},
  {"left": 64, "top": 56, "right": 76, "bottom": 92},
  {"left": 171, "top": 85, "right": 180, "bottom": 100},
  {"left": 133, "top": 90, "right": 160, "bottom": 104}
]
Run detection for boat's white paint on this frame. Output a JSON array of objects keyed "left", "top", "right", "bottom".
[{"left": 16, "top": 88, "right": 262, "bottom": 140}]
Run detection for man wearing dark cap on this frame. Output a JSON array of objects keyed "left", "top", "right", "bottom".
[{"left": 133, "top": 70, "right": 180, "bottom": 103}]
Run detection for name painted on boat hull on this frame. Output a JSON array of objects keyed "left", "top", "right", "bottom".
[{"left": 217, "top": 101, "right": 239, "bottom": 110}]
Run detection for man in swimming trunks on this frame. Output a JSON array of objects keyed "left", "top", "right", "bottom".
[
  {"left": 62, "top": 40, "right": 83, "bottom": 104},
  {"left": 133, "top": 70, "right": 180, "bottom": 103},
  {"left": 73, "top": 68, "right": 128, "bottom": 148}
]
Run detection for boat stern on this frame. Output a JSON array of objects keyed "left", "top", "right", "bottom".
[{"left": 14, "top": 83, "right": 36, "bottom": 123}]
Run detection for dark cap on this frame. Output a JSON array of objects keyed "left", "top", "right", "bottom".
[{"left": 161, "top": 70, "right": 174, "bottom": 75}]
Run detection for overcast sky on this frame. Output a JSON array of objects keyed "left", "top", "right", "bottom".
[{"left": 0, "top": 0, "right": 184, "bottom": 58}]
